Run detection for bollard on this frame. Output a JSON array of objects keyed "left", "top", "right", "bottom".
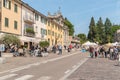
[
  {"left": 0, "top": 51, "right": 1, "bottom": 57},
  {"left": 118, "top": 54, "right": 120, "bottom": 66}
]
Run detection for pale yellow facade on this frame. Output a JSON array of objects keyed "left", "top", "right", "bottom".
[
  {"left": 1, "top": 0, "right": 21, "bottom": 35},
  {"left": 47, "top": 20, "right": 64, "bottom": 46}
]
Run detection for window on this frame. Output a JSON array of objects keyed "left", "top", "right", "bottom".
[
  {"left": 35, "top": 14, "right": 39, "bottom": 21},
  {"left": 14, "top": 4, "right": 18, "bottom": 13},
  {"left": 41, "top": 17, "right": 44, "bottom": 23},
  {"left": 48, "top": 30, "right": 51, "bottom": 35},
  {"left": 51, "top": 23, "right": 54, "bottom": 28},
  {"left": 41, "top": 28, "right": 47, "bottom": 35},
  {"left": 41, "top": 17, "right": 47, "bottom": 24},
  {"left": 44, "top": 19, "right": 47, "bottom": 24},
  {"left": 48, "top": 38, "right": 50, "bottom": 43},
  {"left": 36, "top": 26, "right": 38, "bottom": 33},
  {"left": 55, "top": 25, "right": 57, "bottom": 29},
  {"left": 3, "top": 0, "right": 11, "bottom": 9},
  {"left": 52, "top": 31, "right": 54, "bottom": 36},
  {"left": 5, "top": 17, "right": 9, "bottom": 27},
  {"left": 48, "top": 21, "right": 50, "bottom": 26},
  {"left": 45, "top": 30, "right": 47, "bottom": 35},
  {"left": 55, "top": 32, "right": 57, "bottom": 37},
  {"left": 14, "top": 21, "right": 17, "bottom": 29},
  {"left": 41, "top": 28, "right": 44, "bottom": 34}
]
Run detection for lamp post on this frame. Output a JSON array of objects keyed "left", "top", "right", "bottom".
[{"left": 0, "top": 40, "right": 3, "bottom": 57}]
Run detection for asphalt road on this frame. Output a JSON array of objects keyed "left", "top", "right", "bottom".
[{"left": 0, "top": 51, "right": 89, "bottom": 80}]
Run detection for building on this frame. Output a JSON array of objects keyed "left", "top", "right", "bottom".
[
  {"left": 63, "top": 25, "right": 69, "bottom": 46},
  {"left": 47, "top": 11, "right": 69, "bottom": 46},
  {"left": 20, "top": 1, "right": 48, "bottom": 48},
  {"left": 20, "top": 2, "right": 35, "bottom": 48},
  {"left": 0, "top": 0, "right": 70, "bottom": 48},
  {"left": 114, "top": 29, "right": 120, "bottom": 42},
  {"left": 0, "top": 0, "right": 22, "bottom": 36}
]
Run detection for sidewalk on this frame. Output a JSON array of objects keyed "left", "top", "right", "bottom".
[
  {"left": 0, "top": 49, "right": 81, "bottom": 72},
  {"left": 67, "top": 58, "right": 120, "bottom": 80}
]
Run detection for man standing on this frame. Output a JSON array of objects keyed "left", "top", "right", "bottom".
[{"left": 58, "top": 45, "right": 62, "bottom": 55}]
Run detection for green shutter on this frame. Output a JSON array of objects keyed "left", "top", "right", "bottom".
[
  {"left": 14, "top": 21, "right": 17, "bottom": 29},
  {"left": 9, "top": 1, "right": 11, "bottom": 9},
  {"left": 14, "top": 4, "right": 17, "bottom": 12},
  {"left": 5, "top": 18, "right": 9, "bottom": 27},
  {"left": 3, "top": 0, "right": 5, "bottom": 7}
]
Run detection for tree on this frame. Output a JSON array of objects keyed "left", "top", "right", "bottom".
[
  {"left": 39, "top": 41, "right": 50, "bottom": 48},
  {"left": 64, "top": 18, "right": 74, "bottom": 36},
  {"left": 0, "top": 34, "right": 21, "bottom": 47},
  {"left": 104, "top": 18, "right": 112, "bottom": 43},
  {"left": 77, "top": 33, "right": 87, "bottom": 44},
  {"left": 96, "top": 17, "right": 105, "bottom": 44},
  {"left": 111, "top": 25, "right": 120, "bottom": 42},
  {"left": 88, "top": 17, "right": 97, "bottom": 42}
]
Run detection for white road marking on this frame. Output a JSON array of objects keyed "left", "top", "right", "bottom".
[
  {"left": 10, "top": 65, "right": 31, "bottom": 73},
  {"left": 42, "top": 61, "right": 48, "bottom": 64},
  {"left": 37, "top": 76, "right": 51, "bottom": 80},
  {"left": 0, "top": 51, "right": 80, "bottom": 74},
  {"left": 0, "top": 74, "right": 17, "bottom": 80},
  {"left": 49, "top": 52, "right": 79, "bottom": 62},
  {"left": 30, "top": 62, "right": 41, "bottom": 66},
  {"left": 65, "top": 70, "right": 71, "bottom": 74},
  {"left": 15, "top": 75, "right": 34, "bottom": 80},
  {"left": 72, "top": 65, "right": 77, "bottom": 69},
  {"left": 59, "top": 58, "right": 88, "bottom": 80}
]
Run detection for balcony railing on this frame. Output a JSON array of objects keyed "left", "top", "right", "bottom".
[
  {"left": 24, "top": 32, "right": 35, "bottom": 37},
  {"left": 23, "top": 16, "right": 34, "bottom": 24}
]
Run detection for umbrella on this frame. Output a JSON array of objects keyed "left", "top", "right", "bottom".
[{"left": 105, "top": 43, "right": 112, "bottom": 47}]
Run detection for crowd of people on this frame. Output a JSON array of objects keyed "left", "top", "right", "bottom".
[
  {"left": 89, "top": 45, "right": 120, "bottom": 60},
  {"left": 8, "top": 43, "right": 79, "bottom": 57},
  {"left": 7, "top": 43, "right": 80, "bottom": 57}
]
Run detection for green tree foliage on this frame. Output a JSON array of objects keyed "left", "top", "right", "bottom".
[
  {"left": 88, "top": 17, "right": 97, "bottom": 42},
  {"left": 87, "top": 17, "right": 120, "bottom": 44},
  {"left": 0, "top": 34, "right": 21, "bottom": 46},
  {"left": 64, "top": 18, "right": 74, "bottom": 36},
  {"left": 104, "top": 18, "right": 112, "bottom": 43},
  {"left": 77, "top": 33, "right": 87, "bottom": 44},
  {"left": 96, "top": 17, "right": 105, "bottom": 44},
  {"left": 111, "top": 25, "right": 120, "bottom": 42},
  {"left": 39, "top": 41, "right": 49, "bottom": 48}
]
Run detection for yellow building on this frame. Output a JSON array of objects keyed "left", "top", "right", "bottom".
[
  {"left": 47, "top": 20, "right": 63, "bottom": 46},
  {"left": 46, "top": 11, "right": 67, "bottom": 46},
  {"left": 0, "top": 0, "right": 22, "bottom": 35}
]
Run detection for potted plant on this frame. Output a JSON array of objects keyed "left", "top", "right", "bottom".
[{"left": 26, "top": 28, "right": 35, "bottom": 34}]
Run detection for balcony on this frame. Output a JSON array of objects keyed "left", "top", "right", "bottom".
[
  {"left": 24, "top": 28, "right": 35, "bottom": 37},
  {"left": 24, "top": 32, "right": 35, "bottom": 37},
  {"left": 23, "top": 16, "right": 34, "bottom": 24}
]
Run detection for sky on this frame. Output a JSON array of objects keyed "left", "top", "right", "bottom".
[{"left": 23, "top": 0, "right": 120, "bottom": 35}]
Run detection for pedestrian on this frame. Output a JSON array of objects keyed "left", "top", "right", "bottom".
[
  {"left": 64, "top": 45, "right": 66, "bottom": 50},
  {"left": 58, "top": 45, "right": 62, "bottom": 55},
  {"left": 110, "top": 47, "right": 114, "bottom": 60},
  {"left": 13, "top": 46, "right": 19, "bottom": 57},
  {"left": 114, "top": 46, "right": 118, "bottom": 60},
  {"left": 89, "top": 46, "right": 94, "bottom": 58},
  {"left": 52, "top": 45, "right": 56, "bottom": 54}
]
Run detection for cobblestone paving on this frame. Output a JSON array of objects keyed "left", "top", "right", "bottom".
[{"left": 67, "top": 58, "right": 120, "bottom": 80}]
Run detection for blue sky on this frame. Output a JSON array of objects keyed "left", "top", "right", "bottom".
[{"left": 23, "top": 0, "right": 120, "bottom": 35}]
